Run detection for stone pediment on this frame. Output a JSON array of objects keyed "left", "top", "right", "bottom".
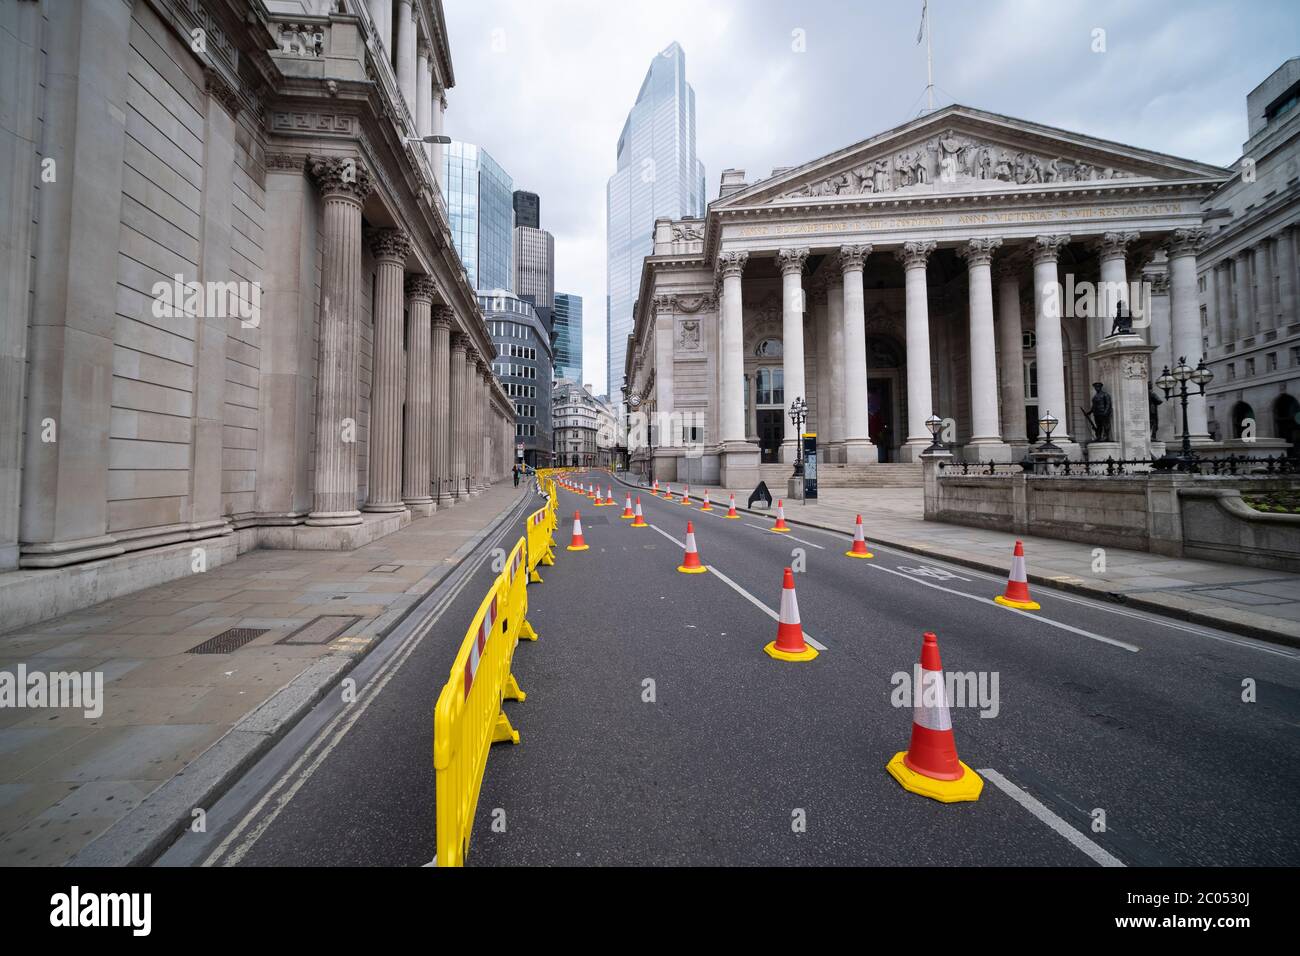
[{"left": 716, "top": 105, "right": 1229, "bottom": 208}]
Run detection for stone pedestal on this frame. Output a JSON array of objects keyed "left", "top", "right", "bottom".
[
  {"left": 719, "top": 441, "right": 761, "bottom": 491},
  {"left": 1087, "top": 333, "right": 1157, "bottom": 462}
]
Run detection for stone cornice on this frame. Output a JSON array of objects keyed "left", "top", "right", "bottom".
[{"left": 203, "top": 66, "right": 243, "bottom": 118}]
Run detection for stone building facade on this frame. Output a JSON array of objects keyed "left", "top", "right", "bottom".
[
  {"left": 624, "top": 105, "right": 1239, "bottom": 488},
  {"left": 1198, "top": 59, "right": 1300, "bottom": 453},
  {"left": 0, "top": 0, "right": 515, "bottom": 623}
]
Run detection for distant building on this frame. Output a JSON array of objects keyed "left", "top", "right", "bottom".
[
  {"left": 553, "top": 380, "right": 617, "bottom": 468},
  {"left": 445, "top": 141, "right": 514, "bottom": 291},
  {"left": 485, "top": 290, "right": 554, "bottom": 467},
  {"left": 1199, "top": 59, "right": 1300, "bottom": 455},
  {"left": 606, "top": 41, "right": 706, "bottom": 399},
  {"left": 553, "top": 293, "right": 584, "bottom": 382},
  {"left": 514, "top": 223, "right": 555, "bottom": 309},
  {"left": 513, "top": 190, "right": 540, "bottom": 230}
]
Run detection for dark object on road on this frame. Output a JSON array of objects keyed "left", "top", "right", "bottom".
[{"left": 748, "top": 481, "right": 773, "bottom": 510}]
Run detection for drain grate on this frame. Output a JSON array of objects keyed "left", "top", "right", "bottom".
[
  {"left": 370, "top": 564, "right": 400, "bottom": 573},
  {"left": 188, "top": 627, "right": 268, "bottom": 655},
  {"left": 278, "top": 615, "right": 361, "bottom": 645}
]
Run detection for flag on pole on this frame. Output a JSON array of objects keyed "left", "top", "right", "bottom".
[{"left": 916, "top": 0, "right": 928, "bottom": 44}]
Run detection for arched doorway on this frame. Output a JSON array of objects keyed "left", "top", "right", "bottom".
[
  {"left": 1231, "top": 401, "right": 1254, "bottom": 440},
  {"left": 1274, "top": 394, "right": 1299, "bottom": 457},
  {"left": 865, "top": 336, "right": 903, "bottom": 461},
  {"left": 754, "top": 356, "right": 785, "bottom": 463}
]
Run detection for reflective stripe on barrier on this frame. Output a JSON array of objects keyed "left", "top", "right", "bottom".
[{"left": 433, "top": 535, "right": 533, "bottom": 867}]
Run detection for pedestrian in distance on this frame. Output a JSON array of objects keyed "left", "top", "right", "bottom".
[{"left": 513, "top": 464, "right": 520, "bottom": 487}]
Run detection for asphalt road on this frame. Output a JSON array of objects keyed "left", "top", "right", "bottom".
[{"left": 158, "top": 472, "right": 1300, "bottom": 867}]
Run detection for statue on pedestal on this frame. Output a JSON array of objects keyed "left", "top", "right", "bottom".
[
  {"left": 1148, "top": 387, "right": 1163, "bottom": 441},
  {"left": 1089, "top": 382, "right": 1113, "bottom": 442}
]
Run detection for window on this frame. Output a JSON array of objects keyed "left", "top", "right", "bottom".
[
  {"left": 756, "top": 367, "right": 784, "bottom": 406},
  {"left": 1024, "top": 360, "right": 1038, "bottom": 400},
  {"left": 1022, "top": 331, "right": 1036, "bottom": 350},
  {"left": 755, "top": 338, "right": 783, "bottom": 358},
  {"left": 1246, "top": 358, "right": 1255, "bottom": 376},
  {"left": 1227, "top": 362, "right": 1236, "bottom": 381},
  {"left": 1267, "top": 352, "right": 1278, "bottom": 372}
]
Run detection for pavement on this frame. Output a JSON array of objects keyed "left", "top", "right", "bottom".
[
  {"left": 0, "top": 481, "right": 529, "bottom": 866},
  {"left": 158, "top": 471, "right": 1300, "bottom": 867},
  {"left": 610, "top": 472, "right": 1300, "bottom": 646}
]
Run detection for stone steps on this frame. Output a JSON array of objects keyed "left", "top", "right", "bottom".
[{"left": 756, "top": 462, "right": 923, "bottom": 488}]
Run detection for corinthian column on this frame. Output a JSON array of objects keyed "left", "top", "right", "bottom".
[
  {"left": 778, "top": 246, "right": 810, "bottom": 463},
  {"left": 1032, "top": 234, "right": 1076, "bottom": 454},
  {"left": 396, "top": 0, "right": 417, "bottom": 116},
  {"left": 840, "top": 244, "right": 874, "bottom": 462},
  {"left": 430, "top": 304, "right": 453, "bottom": 507},
  {"left": 959, "top": 237, "right": 1009, "bottom": 460},
  {"left": 475, "top": 359, "right": 490, "bottom": 490},
  {"left": 449, "top": 332, "right": 468, "bottom": 498},
  {"left": 364, "top": 228, "right": 411, "bottom": 513},
  {"left": 403, "top": 276, "right": 435, "bottom": 515},
  {"left": 996, "top": 260, "right": 1028, "bottom": 450},
  {"left": 717, "top": 251, "right": 748, "bottom": 444},
  {"left": 825, "top": 272, "right": 846, "bottom": 463},
  {"left": 307, "top": 157, "right": 374, "bottom": 526},
  {"left": 896, "top": 240, "right": 937, "bottom": 461},
  {"left": 464, "top": 347, "right": 480, "bottom": 494},
  {"left": 1166, "top": 228, "right": 1211, "bottom": 443}
]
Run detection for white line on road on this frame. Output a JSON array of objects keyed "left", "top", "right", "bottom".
[
  {"left": 741, "top": 522, "right": 826, "bottom": 549},
  {"left": 867, "top": 562, "right": 1141, "bottom": 652},
  {"left": 980, "top": 768, "right": 1125, "bottom": 867},
  {"left": 647, "top": 523, "right": 827, "bottom": 651}
]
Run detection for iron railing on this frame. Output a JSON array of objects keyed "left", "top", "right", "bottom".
[{"left": 937, "top": 453, "right": 1298, "bottom": 478}]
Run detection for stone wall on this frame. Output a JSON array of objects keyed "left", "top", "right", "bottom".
[{"left": 924, "top": 458, "right": 1300, "bottom": 570}]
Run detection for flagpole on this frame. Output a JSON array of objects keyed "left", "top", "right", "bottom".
[{"left": 925, "top": 2, "right": 934, "bottom": 112}]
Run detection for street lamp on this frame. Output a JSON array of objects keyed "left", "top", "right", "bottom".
[
  {"left": 924, "top": 413, "right": 945, "bottom": 453},
  {"left": 406, "top": 134, "right": 452, "bottom": 144},
  {"left": 1037, "top": 410, "right": 1061, "bottom": 454},
  {"left": 788, "top": 397, "right": 808, "bottom": 477},
  {"left": 1157, "top": 354, "right": 1213, "bottom": 469}
]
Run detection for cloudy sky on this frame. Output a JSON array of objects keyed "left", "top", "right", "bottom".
[{"left": 442, "top": 0, "right": 1298, "bottom": 395}]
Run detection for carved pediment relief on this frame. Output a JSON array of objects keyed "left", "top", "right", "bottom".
[{"left": 776, "top": 127, "right": 1147, "bottom": 202}]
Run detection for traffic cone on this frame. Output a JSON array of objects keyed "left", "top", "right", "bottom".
[
  {"left": 771, "top": 500, "right": 791, "bottom": 533},
  {"left": 630, "top": 498, "right": 648, "bottom": 527},
  {"left": 725, "top": 493, "right": 740, "bottom": 519},
  {"left": 566, "top": 511, "right": 589, "bottom": 551},
  {"left": 994, "top": 540, "right": 1040, "bottom": 610},
  {"left": 620, "top": 494, "right": 634, "bottom": 519},
  {"left": 886, "top": 632, "right": 983, "bottom": 803},
  {"left": 652, "top": 479, "right": 659, "bottom": 496},
  {"left": 677, "top": 521, "right": 707, "bottom": 574},
  {"left": 845, "top": 514, "right": 873, "bottom": 559},
  {"left": 680, "top": 485, "right": 691, "bottom": 505},
  {"left": 764, "top": 568, "right": 817, "bottom": 661},
  {"left": 700, "top": 490, "right": 713, "bottom": 512},
  {"left": 663, "top": 483, "right": 672, "bottom": 501}
]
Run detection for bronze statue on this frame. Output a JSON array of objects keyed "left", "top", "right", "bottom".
[
  {"left": 1090, "top": 382, "right": 1113, "bottom": 442},
  {"left": 1148, "top": 386, "right": 1163, "bottom": 440}
]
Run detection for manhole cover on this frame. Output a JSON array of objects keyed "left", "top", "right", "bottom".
[
  {"left": 370, "top": 564, "right": 400, "bottom": 573},
  {"left": 279, "top": 615, "right": 361, "bottom": 645},
  {"left": 188, "top": 628, "right": 268, "bottom": 655}
]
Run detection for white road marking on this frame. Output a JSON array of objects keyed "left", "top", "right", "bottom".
[
  {"left": 204, "top": 512, "right": 520, "bottom": 867},
  {"left": 981, "top": 768, "right": 1125, "bottom": 868},
  {"left": 647, "top": 523, "right": 827, "bottom": 651},
  {"left": 741, "top": 522, "right": 825, "bottom": 549},
  {"left": 866, "top": 562, "right": 1141, "bottom": 653}
]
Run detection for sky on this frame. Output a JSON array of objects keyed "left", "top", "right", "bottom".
[{"left": 442, "top": 0, "right": 1299, "bottom": 396}]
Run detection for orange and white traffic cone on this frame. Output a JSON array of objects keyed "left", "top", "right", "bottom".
[
  {"left": 764, "top": 568, "right": 817, "bottom": 661},
  {"left": 845, "top": 514, "right": 873, "bottom": 559},
  {"left": 566, "top": 511, "right": 589, "bottom": 551},
  {"left": 630, "top": 498, "right": 648, "bottom": 527},
  {"left": 605, "top": 486, "right": 616, "bottom": 506},
  {"left": 620, "top": 494, "right": 634, "bottom": 519},
  {"left": 886, "top": 632, "right": 983, "bottom": 803},
  {"left": 677, "top": 521, "right": 707, "bottom": 574},
  {"left": 771, "top": 499, "right": 791, "bottom": 533},
  {"left": 680, "top": 485, "right": 691, "bottom": 505},
  {"left": 700, "top": 490, "right": 712, "bottom": 512},
  {"left": 725, "top": 493, "right": 740, "bottom": 519},
  {"left": 994, "top": 540, "right": 1040, "bottom": 610},
  {"left": 663, "top": 483, "right": 672, "bottom": 501}
]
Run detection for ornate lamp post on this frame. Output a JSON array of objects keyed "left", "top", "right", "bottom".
[
  {"left": 1156, "top": 355, "right": 1213, "bottom": 469},
  {"left": 1036, "top": 410, "right": 1062, "bottom": 455},
  {"left": 924, "top": 413, "right": 945, "bottom": 453},
  {"left": 788, "top": 396, "right": 808, "bottom": 477}
]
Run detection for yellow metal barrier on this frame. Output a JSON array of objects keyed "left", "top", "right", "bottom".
[
  {"left": 433, "top": 535, "right": 534, "bottom": 867},
  {"left": 525, "top": 504, "right": 555, "bottom": 583}
]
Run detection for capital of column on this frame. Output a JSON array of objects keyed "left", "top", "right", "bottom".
[
  {"left": 717, "top": 250, "right": 748, "bottom": 279},
  {"left": 368, "top": 227, "right": 411, "bottom": 262},
  {"left": 309, "top": 156, "right": 375, "bottom": 205},
  {"left": 1031, "top": 234, "right": 1071, "bottom": 265},
  {"left": 476, "top": 357, "right": 491, "bottom": 377},
  {"left": 450, "top": 330, "right": 470, "bottom": 353},
  {"left": 203, "top": 67, "right": 242, "bottom": 118},
  {"left": 895, "top": 239, "right": 936, "bottom": 271},
  {"left": 958, "top": 237, "right": 1003, "bottom": 267},
  {"left": 1164, "top": 227, "right": 1208, "bottom": 259},
  {"left": 431, "top": 303, "right": 454, "bottom": 328},
  {"left": 405, "top": 274, "right": 436, "bottom": 303},
  {"left": 777, "top": 246, "right": 810, "bottom": 276},
  {"left": 1094, "top": 230, "right": 1139, "bottom": 263},
  {"left": 839, "top": 243, "right": 872, "bottom": 273}
]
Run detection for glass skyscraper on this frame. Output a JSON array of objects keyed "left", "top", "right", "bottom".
[
  {"left": 444, "top": 141, "right": 514, "bottom": 292},
  {"left": 553, "top": 292, "right": 584, "bottom": 383},
  {"left": 606, "top": 42, "right": 706, "bottom": 398}
]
